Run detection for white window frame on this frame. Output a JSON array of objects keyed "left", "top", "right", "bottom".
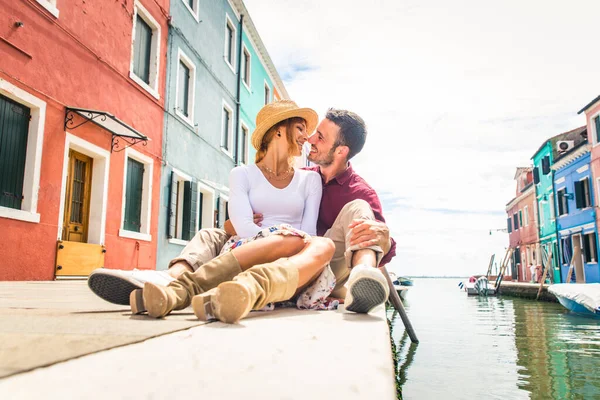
[
  {"left": 129, "top": 1, "right": 161, "bottom": 99},
  {"left": 549, "top": 194, "right": 555, "bottom": 222},
  {"left": 197, "top": 182, "right": 215, "bottom": 231},
  {"left": 36, "top": 0, "right": 59, "bottom": 18},
  {"left": 119, "top": 148, "right": 153, "bottom": 242},
  {"left": 264, "top": 80, "right": 271, "bottom": 105},
  {"left": 524, "top": 206, "right": 529, "bottom": 227},
  {"left": 241, "top": 44, "right": 252, "bottom": 92},
  {"left": 224, "top": 14, "right": 237, "bottom": 73},
  {"left": 181, "top": 0, "right": 199, "bottom": 22},
  {"left": 539, "top": 202, "right": 544, "bottom": 228},
  {"left": 175, "top": 48, "right": 196, "bottom": 128},
  {"left": 169, "top": 168, "right": 193, "bottom": 246},
  {"left": 239, "top": 120, "right": 250, "bottom": 165},
  {"left": 0, "top": 79, "right": 46, "bottom": 224},
  {"left": 590, "top": 111, "right": 600, "bottom": 147},
  {"left": 221, "top": 99, "right": 234, "bottom": 157}
]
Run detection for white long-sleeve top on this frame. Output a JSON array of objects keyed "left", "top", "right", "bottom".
[{"left": 228, "top": 164, "right": 322, "bottom": 238}]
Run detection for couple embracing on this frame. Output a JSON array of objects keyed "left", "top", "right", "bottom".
[{"left": 88, "top": 100, "right": 397, "bottom": 323}]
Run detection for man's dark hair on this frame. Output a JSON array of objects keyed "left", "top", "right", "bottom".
[{"left": 325, "top": 108, "right": 367, "bottom": 161}]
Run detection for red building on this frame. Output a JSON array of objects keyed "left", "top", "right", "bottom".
[
  {"left": 0, "top": 0, "right": 169, "bottom": 280},
  {"left": 506, "top": 167, "right": 540, "bottom": 282}
]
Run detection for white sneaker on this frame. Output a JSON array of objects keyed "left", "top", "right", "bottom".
[
  {"left": 344, "top": 264, "right": 390, "bottom": 313},
  {"left": 88, "top": 269, "right": 175, "bottom": 306}
]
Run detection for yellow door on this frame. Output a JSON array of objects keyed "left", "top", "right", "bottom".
[{"left": 62, "top": 150, "right": 93, "bottom": 243}]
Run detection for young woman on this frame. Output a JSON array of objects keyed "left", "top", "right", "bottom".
[{"left": 132, "top": 100, "right": 336, "bottom": 323}]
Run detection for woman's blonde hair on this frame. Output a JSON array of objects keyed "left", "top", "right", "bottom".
[{"left": 255, "top": 117, "right": 306, "bottom": 165}]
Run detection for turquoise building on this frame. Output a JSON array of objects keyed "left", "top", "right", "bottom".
[
  {"left": 156, "top": 0, "right": 288, "bottom": 269},
  {"left": 531, "top": 127, "right": 587, "bottom": 283}
]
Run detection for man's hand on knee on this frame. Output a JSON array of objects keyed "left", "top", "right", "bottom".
[{"left": 348, "top": 219, "right": 391, "bottom": 254}]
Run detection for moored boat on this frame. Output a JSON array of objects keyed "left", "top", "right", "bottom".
[
  {"left": 389, "top": 272, "right": 410, "bottom": 300},
  {"left": 548, "top": 284, "right": 600, "bottom": 318}
]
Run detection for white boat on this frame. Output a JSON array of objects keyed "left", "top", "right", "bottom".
[
  {"left": 548, "top": 284, "right": 600, "bottom": 318},
  {"left": 459, "top": 277, "right": 497, "bottom": 296},
  {"left": 389, "top": 272, "right": 409, "bottom": 300}
]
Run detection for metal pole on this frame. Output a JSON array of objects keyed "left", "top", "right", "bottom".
[{"left": 382, "top": 266, "right": 418, "bottom": 344}]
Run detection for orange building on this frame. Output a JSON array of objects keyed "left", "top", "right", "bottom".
[{"left": 0, "top": 0, "right": 169, "bottom": 280}]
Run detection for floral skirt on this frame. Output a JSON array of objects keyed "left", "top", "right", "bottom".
[{"left": 220, "top": 224, "right": 338, "bottom": 311}]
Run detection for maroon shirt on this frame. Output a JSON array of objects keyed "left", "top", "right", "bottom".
[{"left": 304, "top": 163, "right": 397, "bottom": 266}]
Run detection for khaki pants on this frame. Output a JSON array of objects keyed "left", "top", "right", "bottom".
[
  {"left": 168, "top": 199, "right": 383, "bottom": 298},
  {"left": 168, "top": 228, "right": 230, "bottom": 271},
  {"left": 323, "top": 199, "right": 384, "bottom": 298}
]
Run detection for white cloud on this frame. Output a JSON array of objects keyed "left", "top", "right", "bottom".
[{"left": 245, "top": 0, "right": 600, "bottom": 276}]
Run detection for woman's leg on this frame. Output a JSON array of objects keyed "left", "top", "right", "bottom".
[
  {"left": 230, "top": 235, "right": 307, "bottom": 271},
  {"left": 193, "top": 237, "right": 335, "bottom": 323},
  {"left": 231, "top": 235, "right": 334, "bottom": 287}
]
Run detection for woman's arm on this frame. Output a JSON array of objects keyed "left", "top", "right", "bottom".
[
  {"left": 228, "top": 167, "right": 262, "bottom": 238},
  {"left": 300, "top": 172, "right": 323, "bottom": 236}
]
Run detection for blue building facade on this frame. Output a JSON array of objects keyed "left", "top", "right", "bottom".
[
  {"left": 531, "top": 126, "right": 588, "bottom": 283},
  {"left": 156, "top": 0, "right": 288, "bottom": 269},
  {"left": 553, "top": 143, "right": 600, "bottom": 283}
]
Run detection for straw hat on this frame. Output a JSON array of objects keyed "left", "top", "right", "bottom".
[{"left": 251, "top": 100, "right": 318, "bottom": 151}]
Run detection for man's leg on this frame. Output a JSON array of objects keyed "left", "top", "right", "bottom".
[
  {"left": 88, "top": 229, "right": 229, "bottom": 305},
  {"left": 323, "top": 199, "right": 388, "bottom": 313}
]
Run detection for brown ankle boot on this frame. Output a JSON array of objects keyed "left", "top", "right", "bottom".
[
  {"left": 130, "top": 252, "right": 242, "bottom": 318},
  {"left": 194, "top": 259, "right": 299, "bottom": 324}
]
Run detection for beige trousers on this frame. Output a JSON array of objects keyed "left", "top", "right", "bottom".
[
  {"left": 168, "top": 199, "right": 383, "bottom": 298},
  {"left": 323, "top": 199, "right": 384, "bottom": 298}
]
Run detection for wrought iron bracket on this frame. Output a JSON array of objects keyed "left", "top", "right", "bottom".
[
  {"left": 64, "top": 108, "right": 107, "bottom": 131},
  {"left": 64, "top": 107, "right": 149, "bottom": 153},
  {"left": 111, "top": 135, "right": 148, "bottom": 153}
]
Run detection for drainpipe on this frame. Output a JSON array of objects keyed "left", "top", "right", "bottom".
[{"left": 234, "top": 14, "right": 244, "bottom": 165}]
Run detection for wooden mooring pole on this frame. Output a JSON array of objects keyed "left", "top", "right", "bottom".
[{"left": 382, "top": 266, "right": 419, "bottom": 344}]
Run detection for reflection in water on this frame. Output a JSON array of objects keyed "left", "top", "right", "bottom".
[
  {"left": 388, "top": 278, "right": 600, "bottom": 399},
  {"left": 512, "top": 300, "right": 600, "bottom": 399}
]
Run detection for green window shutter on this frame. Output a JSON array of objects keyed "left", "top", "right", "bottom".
[
  {"left": 167, "top": 171, "right": 177, "bottom": 238},
  {"left": 214, "top": 196, "right": 221, "bottom": 228},
  {"left": 0, "top": 95, "right": 30, "bottom": 210},
  {"left": 519, "top": 210, "right": 522, "bottom": 226},
  {"left": 178, "top": 61, "right": 190, "bottom": 117},
  {"left": 574, "top": 181, "right": 584, "bottom": 209},
  {"left": 182, "top": 181, "right": 193, "bottom": 241},
  {"left": 595, "top": 116, "right": 600, "bottom": 143},
  {"left": 188, "top": 0, "right": 194, "bottom": 10},
  {"left": 198, "top": 191, "right": 204, "bottom": 230},
  {"left": 124, "top": 158, "right": 144, "bottom": 232},
  {"left": 134, "top": 15, "right": 152, "bottom": 84}
]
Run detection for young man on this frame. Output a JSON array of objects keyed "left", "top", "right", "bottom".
[{"left": 88, "top": 108, "right": 396, "bottom": 313}]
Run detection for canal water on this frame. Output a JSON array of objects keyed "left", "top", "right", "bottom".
[{"left": 388, "top": 278, "right": 600, "bottom": 400}]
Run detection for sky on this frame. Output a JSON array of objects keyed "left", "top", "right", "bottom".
[{"left": 244, "top": 0, "right": 600, "bottom": 277}]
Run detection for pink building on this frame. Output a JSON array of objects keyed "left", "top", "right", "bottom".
[
  {"left": 506, "top": 167, "right": 540, "bottom": 282},
  {"left": 579, "top": 95, "right": 600, "bottom": 234}
]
